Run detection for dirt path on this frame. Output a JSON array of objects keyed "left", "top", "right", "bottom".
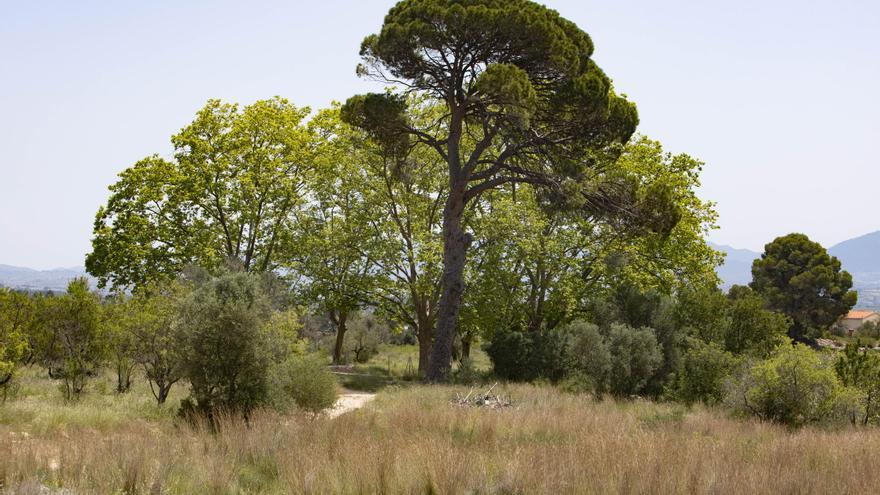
[{"left": 327, "top": 393, "right": 376, "bottom": 418}]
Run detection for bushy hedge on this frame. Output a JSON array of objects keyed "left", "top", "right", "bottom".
[{"left": 486, "top": 320, "right": 663, "bottom": 398}]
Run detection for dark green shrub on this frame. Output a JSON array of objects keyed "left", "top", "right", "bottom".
[
  {"left": 484, "top": 327, "right": 567, "bottom": 382},
  {"left": 606, "top": 323, "right": 663, "bottom": 397},
  {"left": 561, "top": 321, "right": 611, "bottom": 394},
  {"left": 176, "top": 272, "right": 272, "bottom": 418}
]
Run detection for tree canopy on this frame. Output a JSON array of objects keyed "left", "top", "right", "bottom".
[
  {"left": 87, "top": 97, "right": 315, "bottom": 291},
  {"left": 345, "top": 0, "right": 679, "bottom": 380},
  {"left": 750, "top": 233, "right": 856, "bottom": 342}
]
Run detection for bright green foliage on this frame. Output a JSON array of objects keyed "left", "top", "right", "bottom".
[
  {"left": 463, "top": 137, "right": 719, "bottom": 381},
  {"left": 176, "top": 272, "right": 273, "bottom": 418},
  {"left": 292, "top": 108, "right": 379, "bottom": 365},
  {"left": 269, "top": 354, "right": 338, "bottom": 414},
  {"left": 727, "top": 344, "right": 858, "bottom": 426},
  {"left": 606, "top": 323, "right": 663, "bottom": 397},
  {"left": 0, "top": 289, "right": 32, "bottom": 399},
  {"left": 347, "top": 0, "right": 661, "bottom": 380},
  {"left": 835, "top": 343, "right": 880, "bottom": 425},
  {"left": 670, "top": 338, "right": 738, "bottom": 405},
  {"left": 87, "top": 97, "right": 315, "bottom": 291},
  {"left": 103, "top": 295, "right": 139, "bottom": 393},
  {"left": 725, "top": 286, "right": 789, "bottom": 356},
  {"left": 751, "top": 233, "right": 857, "bottom": 342},
  {"left": 313, "top": 104, "right": 445, "bottom": 374},
  {"left": 42, "top": 279, "right": 106, "bottom": 400},
  {"left": 123, "top": 281, "right": 189, "bottom": 405}
]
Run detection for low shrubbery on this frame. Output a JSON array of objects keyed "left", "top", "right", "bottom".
[
  {"left": 725, "top": 344, "right": 860, "bottom": 427},
  {"left": 269, "top": 354, "right": 338, "bottom": 414}
]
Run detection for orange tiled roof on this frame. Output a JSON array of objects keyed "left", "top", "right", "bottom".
[{"left": 844, "top": 310, "right": 878, "bottom": 320}]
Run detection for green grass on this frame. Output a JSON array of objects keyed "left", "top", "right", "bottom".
[
  {"left": 335, "top": 343, "right": 492, "bottom": 391},
  {"left": 0, "top": 366, "right": 186, "bottom": 434}
]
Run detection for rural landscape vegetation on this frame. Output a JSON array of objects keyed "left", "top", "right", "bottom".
[{"left": 2, "top": 1, "right": 880, "bottom": 494}]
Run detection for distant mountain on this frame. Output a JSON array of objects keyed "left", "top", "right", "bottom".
[
  {"left": 829, "top": 231, "right": 880, "bottom": 276},
  {"left": 710, "top": 231, "right": 880, "bottom": 309},
  {"left": 0, "top": 264, "right": 96, "bottom": 293},
  {"left": 709, "top": 242, "right": 760, "bottom": 289}
]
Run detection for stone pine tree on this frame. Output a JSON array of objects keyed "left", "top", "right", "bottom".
[
  {"left": 750, "top": 233, "right": 857, "bottom": 342},
  {"left": 343, "top": 0, "right": 677, "bottom": 380}
]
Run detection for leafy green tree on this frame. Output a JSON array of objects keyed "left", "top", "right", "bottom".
[
  {"left": 463, "top": 137, "right": 719, "bottom": 369},
  {"left": 343, "top": 312, "right": 388, "bottom": 363},
  {"left": 725, "top": 286, "right": 789, "bottom": 356},
  {"left": 835, "top": 342, "right": 880, "bottom": 425},
  {"left": 344, "top": 0, "right": 680, "bottom": 380},
  {"left": 103, "top": 295, "right": 139, "bottom": 393},
  {"left": 292, "top": 109, "right": 378, "bottom": 364},
  {"left": 87, "top": 98, "right": 315, "bottom": 291},
  {"left": 125, "top": 281, "right": 189, "bottom": 405},
  {"left": 176, "top": 272, "right": 273, "bottom": 418},
  {"left": 0, "top": 289, "right": 32, "bottom": 399},
  {"left": 750, "top": 233, "right": 857, "bottom": 342},
  {"left": 315, "top": 104, "right": 445, "bottom": 375},
  {"left": 43, "top": 279, "right": 106, "bottom": 400}
]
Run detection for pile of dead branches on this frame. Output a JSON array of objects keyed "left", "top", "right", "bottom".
[{"left": 452, "top": 383, "right": 512, "bottom": 409}]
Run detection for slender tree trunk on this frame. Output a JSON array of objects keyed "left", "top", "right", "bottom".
[
  {"left": 331, "top": 310, "right": 348, "bottom": 365},
  {"left": 460, "top": 335, "right": 472, "bottom": 362},
  {"left": 427, "top": 186, "right": 468, "bottom": 381}
]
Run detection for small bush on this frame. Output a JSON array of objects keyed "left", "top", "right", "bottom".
[
  {"left": 670, "top": 338, "right": 737, "bottom": 405},
  {"left": 725, "top": 344, "right": 860, "bottom": 426},
  {"left": 269, "top": 354, "right": 338, "bottom": 414}
]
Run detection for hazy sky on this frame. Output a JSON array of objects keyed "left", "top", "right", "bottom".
[{"left": 1, "top": 0, "right": 878, "bottom": 269}]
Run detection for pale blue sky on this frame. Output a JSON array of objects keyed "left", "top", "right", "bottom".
[{"left": 1, "top": 1, "right": 878, "bottom": 269}]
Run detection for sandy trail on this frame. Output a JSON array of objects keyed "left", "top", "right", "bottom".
[{"left": 327, "top": 393, "right": 376, "bottom": 418}]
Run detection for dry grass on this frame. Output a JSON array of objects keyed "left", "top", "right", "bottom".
[{"left": 4, "top": 376, "right": 880, "bottom": 494}]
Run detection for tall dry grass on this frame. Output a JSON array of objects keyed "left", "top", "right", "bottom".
[{"left": 4, "top": 382, "right": 880, "bottom": 494}]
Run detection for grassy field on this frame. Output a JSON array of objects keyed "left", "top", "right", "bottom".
[
  {"left": 4, "top": 365, "right": 880, "bottom": 494},
  {"left": 335, "top": 344, "right": 491, "bottom": 392}
]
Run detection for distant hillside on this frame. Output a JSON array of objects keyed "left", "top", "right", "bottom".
[
  {"left": 829, "top": 231, "right": 880, "bottom": 276},
  {"left": 0, "top": 264, "right": 97, "bottom": 293},
  {"left": 710, "top": 232, "right": 880, "bottom": 309},
  {"left": 710, "top": 243, "right": 760, "bottom": 289}
]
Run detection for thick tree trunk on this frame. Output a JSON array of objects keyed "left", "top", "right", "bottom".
[
  {"left": 427, "top": 187, "right": 469, "bottom": 381},
  {"left": 416, "top": 309, "right": 433, "bottom": 377},
  {"left": 331, "top": 311, "right": 348, "bottom": 365}
]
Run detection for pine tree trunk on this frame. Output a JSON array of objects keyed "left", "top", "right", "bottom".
[{"left": 427, "top": 186, "right": 468, "bottom": 381}]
